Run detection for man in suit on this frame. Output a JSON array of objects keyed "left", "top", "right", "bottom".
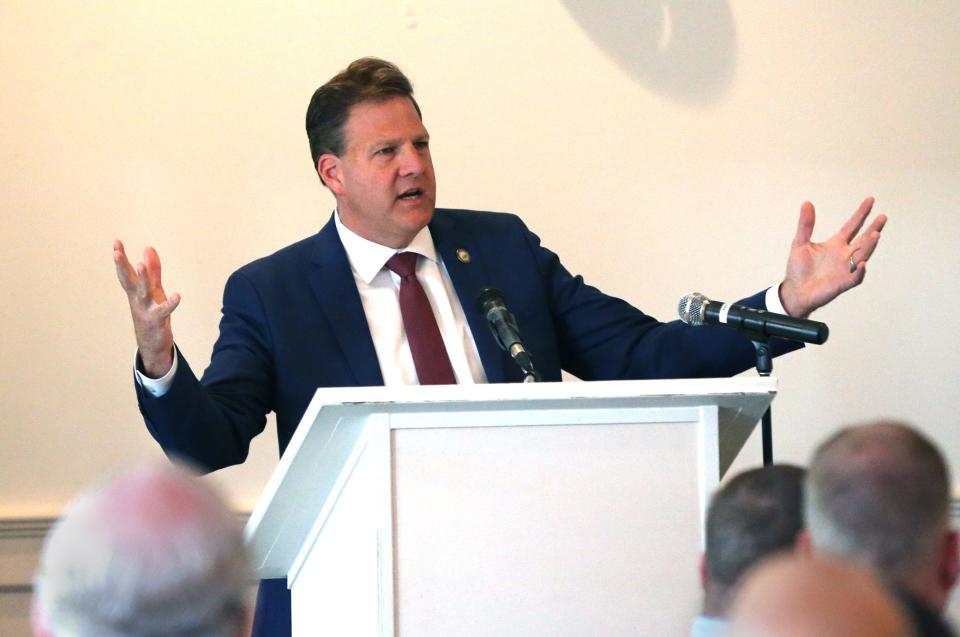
[{"left": 114, "top": 58, "right": 887, "bottom": 635}]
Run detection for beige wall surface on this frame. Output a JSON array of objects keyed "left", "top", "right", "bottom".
[{"left": 1, "top": 1, "right": 958, "bottom": 516}]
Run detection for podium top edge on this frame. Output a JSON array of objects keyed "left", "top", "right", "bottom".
[{"left": 311, "top": 376, "right": 777, "bottom": 408}]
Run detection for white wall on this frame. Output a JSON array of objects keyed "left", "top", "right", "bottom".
[{"left": 1, "top": 1, "right": 958, "bottom": 517}]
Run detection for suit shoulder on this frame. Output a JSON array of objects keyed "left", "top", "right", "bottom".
[
  {"left": 435, "top": 208, "right": 522, "bottom": 224},
  {"left": 434, "top": 208, "right": 530, "bottom": 235},
  {"left": 229, "top": 233, "right": 319, "bottom": 283}
]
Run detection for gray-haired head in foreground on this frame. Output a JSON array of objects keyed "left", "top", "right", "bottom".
[
  {"left": 703, "top": 464, "right": 806, "bottom": 616},
  {"left": 33, "top": 463, "right": 251, "bottom": 637},
  {"left": 805, "top": 421, "right": 950, "bottom": 585}
]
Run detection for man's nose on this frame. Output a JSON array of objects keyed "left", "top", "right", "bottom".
[{"left": 397, "top": 144, "right": 427, "bottom": 176}]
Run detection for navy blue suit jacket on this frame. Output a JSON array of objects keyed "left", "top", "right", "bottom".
[{"left": 136, "top": 209, "right": 798, "bottom": 635}]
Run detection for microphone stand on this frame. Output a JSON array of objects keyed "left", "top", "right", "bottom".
[
  {"left": 752, "top": 340, "right": 774, "bottom": 466},
  {"left": 510, "top": 345, "right": 541, "bottom": 383}
]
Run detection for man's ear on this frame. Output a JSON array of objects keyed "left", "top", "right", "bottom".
[
  {"left": 795, "top": 529, "right": 814, "bottom": 556},
  {"left": 317, "top": 154, "right": 343, "bottom": 194},
  {"left": 940, "top": 529, "right": 959, "bottom": 593}
]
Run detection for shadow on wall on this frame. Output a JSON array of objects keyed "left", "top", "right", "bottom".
[{"left": 561, "top": 0, "right": 737, "bottom": 105}]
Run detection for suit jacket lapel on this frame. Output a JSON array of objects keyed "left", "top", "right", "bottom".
[
  {"left": 308, "top": 215, "right": 384, "bottom": 387},
  {"left": 430, "top": 211, "right": 515, "bottom": 383}
]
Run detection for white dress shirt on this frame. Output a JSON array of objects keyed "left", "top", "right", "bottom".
[
  {"left": 333, "top": 211, "right": 487, "bottom": 385},
  {"left": 690, "top": 614, "right": 728, "bottom": 637}
]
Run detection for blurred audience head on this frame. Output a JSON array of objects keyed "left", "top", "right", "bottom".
[
  {"left": 728, "top": 554, "right": 915, "bottom": 637},
  {"left": 32, "top": 463, "right": 251, "bottom": 637},
  {"left": 802, "top": 421, "right": 958, "bottom": 611},
  {"left": 700, "top": 464, "right": 806, "bottom": 617}
]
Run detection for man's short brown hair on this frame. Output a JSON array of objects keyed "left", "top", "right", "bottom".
[{"left": 305, "top": 57, "right": 422, "bottom": 171}]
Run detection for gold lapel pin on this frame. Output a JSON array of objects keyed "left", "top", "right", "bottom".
[{"left": 456, "top": 248, "right": 471, "bottom": 263}]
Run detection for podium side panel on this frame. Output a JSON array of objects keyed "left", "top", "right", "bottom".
[
  {"left": 392, "top": 420, "right": 703, "bottom": 637},
  {"left": 291, "top": 423, "right": 393, "bottom": 637},
  {"left": 696, "top": 405, "right": 721, "bottom": 546}
]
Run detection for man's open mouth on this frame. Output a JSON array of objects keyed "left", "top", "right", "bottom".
[{"left": 397, "top": 188, "right": 422, "bottom": 201}]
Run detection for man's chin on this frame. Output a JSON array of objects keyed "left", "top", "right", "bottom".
[
  {"left": 397, "top": 201, "right": 435, "bottom": 226},
  {"left": 372, "top": 204, "right": 434, "bottom": 247},
  {"left": 407, "top": 208, "right": 434, "bottom": 235}
]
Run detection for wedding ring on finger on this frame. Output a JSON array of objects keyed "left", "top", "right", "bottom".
[{"left": 848, "top": 256, "right": 857, "bottom": 273}]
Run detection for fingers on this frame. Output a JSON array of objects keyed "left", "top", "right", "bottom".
[
  {"left": 163, "top": 292, "right": 182, "bottom": 318},
  {"left": 865, "top": 213, "right": 888, "bottom": 239},
  {"left": 113, "top": 239, "right": 138, "bottom": 292},
  {"left": 132, "top": 260, "right": 180, "bottom": 322},
  {"left": 119, "top": 243, "right": 177, "bottom": 312},
  {"left": 851, "top": 214, "right": 887, "bottom": 263},
  {"left": 142, "top": 246, "right": 167, "bottom": 298},
  {"left": 134, "top": 261, "right": 152, "bottom": 301},
  {"left": 792, "top": 202, "right": 816, "bottom": 247},
  {"left": 854, "top": 229, "right": 884, "bottom": 263},
  {"left": 838, "top": 196, "right": 875, "bottom": 243},
  {"left": 147, "top": 291, "right": 181, "bottom": 320},
  {"left": 143, "top": 246, "right": 162, "bottom": 278}
]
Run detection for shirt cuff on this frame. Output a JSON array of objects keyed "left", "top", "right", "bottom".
[
  {"left": 134, "top": 347, "right": 178, "bottom": 398},
  {"left": 765, "top": 284, "right": 787, "bottom": 315}
]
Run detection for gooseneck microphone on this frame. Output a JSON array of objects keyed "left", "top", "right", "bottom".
[
  {"left": 678, "top": 292, "right": 829, "bottom": 345},
  {"left": 476, "top": 287, "right": 541, "bottom": 382}
]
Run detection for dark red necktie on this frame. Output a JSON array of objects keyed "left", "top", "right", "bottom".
[{"left": 385, "top": 252, "right": 457, "bottom": 385}]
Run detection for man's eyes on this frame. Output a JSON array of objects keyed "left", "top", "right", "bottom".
[{"left": 373, "top": 141, "right": 429, "bottom": 157}]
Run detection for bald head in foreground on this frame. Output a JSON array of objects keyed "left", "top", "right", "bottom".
[
  {"left": 32, "top": 463, "right": 252, "bottom": 637},
  {"left": 729, "top": 555, "right": 915, "bottom": 637},
  {"left": 801, "top": 421, "right": 958, "bottom": 614}
]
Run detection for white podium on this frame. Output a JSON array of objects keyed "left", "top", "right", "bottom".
[{"left": 245, "top": 377, "right": 776, "bottom": 636}]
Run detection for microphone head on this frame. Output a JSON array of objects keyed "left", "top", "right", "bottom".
[
  {"left": 678, "top": 292, "right": 710, "bottom": 326},
  {"left": 476, "top": 287, "right": 507, "bottom": 316}
]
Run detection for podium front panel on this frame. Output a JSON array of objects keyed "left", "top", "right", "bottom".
[{"left": 391, "top": 417, "right": 706, "bottom": 636}]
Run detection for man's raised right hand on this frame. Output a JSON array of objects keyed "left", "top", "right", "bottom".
[{"left": 113, "top": 240, "right": 180, "bottom": 378}]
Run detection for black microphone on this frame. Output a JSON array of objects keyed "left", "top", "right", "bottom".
[
  {"left": 678, "top": 292, "right": 829, "bottom": 345},
  {"left": 476, "top": 287, "right": 541, "bottom": 382}
]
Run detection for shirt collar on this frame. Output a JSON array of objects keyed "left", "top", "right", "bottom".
[
  {"left": 690, "top": 614, "right": 728, "bottom": 637},
  {"left": 334, "top": 210, "right": 438, "bottom": 284}
]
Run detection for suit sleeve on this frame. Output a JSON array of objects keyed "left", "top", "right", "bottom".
[
  {"left": 513, "top": 217, "right": 802, "bottom": 381},
  {"left": 135, "top": 270, "right": 276, "bottom": 472}
]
